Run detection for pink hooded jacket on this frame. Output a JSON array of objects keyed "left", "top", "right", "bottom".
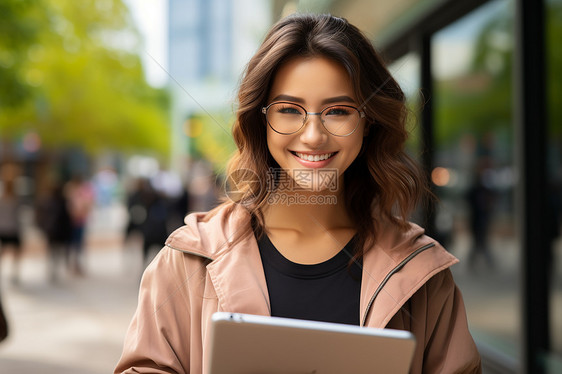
[{"left": 115, "top": 204, "right": 481, "bottom": 373}]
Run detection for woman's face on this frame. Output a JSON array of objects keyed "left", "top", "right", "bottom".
[{"left": 266, "top": 56, "right": 366, "bottom": 192}]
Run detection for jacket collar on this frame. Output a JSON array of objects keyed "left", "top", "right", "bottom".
[{"left": 165, "top": 204, "right": 271, "bottom": 316}]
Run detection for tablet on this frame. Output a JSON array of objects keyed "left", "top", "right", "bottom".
[{"left": 206, "top": 312, "right": 416, "bottom": 374}]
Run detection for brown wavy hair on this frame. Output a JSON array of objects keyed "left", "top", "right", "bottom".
[{"left": 210, "top": 13, "right": 428, "bottom": 260}]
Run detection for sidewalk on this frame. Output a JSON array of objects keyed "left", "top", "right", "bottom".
[{"left": 0, "top": 204, "right": 143, "bottom": 374}]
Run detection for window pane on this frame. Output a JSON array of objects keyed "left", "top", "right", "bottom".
[
  {"left": 389, "top": 53, "right": 422, "bottom": 155},
  {"left": 547, "top": 0, "right": 562, "bottom": 370},
  {"left": 431, "top": 0, "right": 520, "bottom": 363},
  {"left": 389, "top": 53, "right": 426, "bottom": 225}
]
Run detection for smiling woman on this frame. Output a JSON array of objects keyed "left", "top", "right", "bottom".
[{"left": 115, "top": 13, "right": 482, "bottom": 374}]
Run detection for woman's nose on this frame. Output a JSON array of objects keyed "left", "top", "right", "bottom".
[{"left": 300, "top": 115, "right": 328, "bottom": 147}]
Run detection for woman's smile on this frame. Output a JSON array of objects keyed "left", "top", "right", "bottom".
[{"left": 290, "top": 151, "right": 338, "bottom": 168}]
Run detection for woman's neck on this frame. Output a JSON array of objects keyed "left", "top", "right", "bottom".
[
  {"left": 263, "top": 186, "right": 353, "bottom": 235},
  {"left": 261, "top": 186, "right": 357, "bottom": 264}
]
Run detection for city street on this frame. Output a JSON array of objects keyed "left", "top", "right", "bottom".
[{"left": 0, "top": 204, "right": 142, "bottom": 374}]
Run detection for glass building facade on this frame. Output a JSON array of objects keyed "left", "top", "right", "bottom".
[
  {"left": 431, "top": 0, "right": 521, "bottom": 365},
  {"left": 383, "top": 0, "right": 562, "bottom": 372}
]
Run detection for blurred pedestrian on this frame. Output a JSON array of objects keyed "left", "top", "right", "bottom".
[
  {"left": 65, "top": 174, "right": 95, "bottom": 276},
  {"left": 125, "top": 178, "right": 169, "bottom": 267},
  {"left": 0, "top": 178, "right": 20, "bottom": 345},
  {"left": 125, "top": 178, "right": 151, "bottom": 240},
  {"left": 140, "top": 185, "right": 168, "bottom": 267},
  {"left": 466, "top": 162, "right": 496, "bottom": 271},
  {"left": 36, "top": 180, "right": 73, "bottom": 282},
  {"left": 0, "top": 292, "right": 7, "bottom": 343},
  {"left": 166, "top": 182, "right": 191, "bottom": 233},
  {"left": 0, "top": 179, "right": 23, "bottom": 285}
]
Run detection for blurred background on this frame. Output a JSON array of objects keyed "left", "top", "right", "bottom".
[{"left": 0, "top": 0, "right": 560, "bottom": 373}]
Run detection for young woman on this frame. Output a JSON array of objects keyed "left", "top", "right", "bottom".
[{"left": 115, "top": 14, "right": 481, "bottom": 374}]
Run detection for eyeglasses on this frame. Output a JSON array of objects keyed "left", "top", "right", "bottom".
[{"left": 261, "top": 101, "right": 366, "bottom": 137}]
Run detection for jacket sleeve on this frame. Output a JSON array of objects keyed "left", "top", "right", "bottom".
[
  {"left": 114, "top": 247, "right": 207, "bottom": 374},
  {"left": 389, "top": 269, "right": 482, "bottom": 374}
]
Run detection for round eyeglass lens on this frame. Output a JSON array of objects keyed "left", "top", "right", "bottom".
[
  {"left": 321, "top": 105, "right": 360, "bottom": 136},
  {"left": 266, "top": 103, "right": 306, "bottom": 134}
]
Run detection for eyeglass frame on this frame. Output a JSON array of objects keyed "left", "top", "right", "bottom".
[{"left": 261, "top": 101, "right": 366, "bottom": 137}]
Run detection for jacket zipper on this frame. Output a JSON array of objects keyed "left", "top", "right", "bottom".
[
  {"left": 165, "top": 243, "right": 215, "bottom": 261},
  {"left": 361, "top": 242, "right": 436, "bottom": 326}
]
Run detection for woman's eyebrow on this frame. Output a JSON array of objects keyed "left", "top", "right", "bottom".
[
  {"left": 321, "top": 96, "right": 356, "bottom": 105},
  {"left": 269, "top": 94, "right": 356, "bottom": 105},
  {"left": 270, "top": 94, "right": 305, "bottom": 103}
]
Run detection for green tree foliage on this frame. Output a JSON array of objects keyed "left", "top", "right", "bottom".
[
  {"left": 434, "top": 11, "right": 513, "bottom": 148},
  {"left": 0, "top": 0, "right": 169, "bottom": 154},
  {"left": 434, "top": 1, "right": 562, "bottom": 149},
  {"left": 0, "top": 0, "right": 43, "bottom": 106}
]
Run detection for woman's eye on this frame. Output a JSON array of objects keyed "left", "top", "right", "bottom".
[
  {"left": 278, "top": 106, "right": 301, "bottom": 115},
  {"left": 325, "top": 107, "right": 352, "bottom": 116}
]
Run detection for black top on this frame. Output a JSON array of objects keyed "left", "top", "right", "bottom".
[{"left": 258, "top": 234, "right": 362, "bottom": 325}]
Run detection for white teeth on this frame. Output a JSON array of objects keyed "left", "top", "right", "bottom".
[{"left": 295, "top": 152, "right": 334, "bottom": 162}]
